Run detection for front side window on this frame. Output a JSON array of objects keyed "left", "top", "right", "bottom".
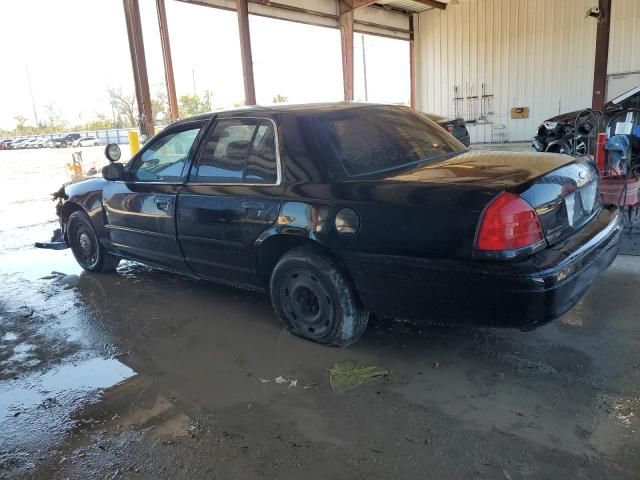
[
  {"left": 193, "top": 118, "right": 278, "bottom": 184},
  {"left": 317, "top": 106, "right": 466, "bottom": 177},
  {"left": 133, "top": 127, "right": 201, "bottom": 182}
]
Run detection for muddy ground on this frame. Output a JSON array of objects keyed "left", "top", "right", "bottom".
[{"left": 0, "top": 146, "right": 639, "bottom": 479}]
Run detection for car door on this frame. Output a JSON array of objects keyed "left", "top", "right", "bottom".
[
  {"left": 178, "top": 117, "right": 283, "bottom": 285},
  {"left": 102, "top": 121, "right": 205, "bottom": 271}
]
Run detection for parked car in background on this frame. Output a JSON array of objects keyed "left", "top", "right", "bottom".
[
  {"left": 9, "top": 138, "right": 27, "bottom": 149},
  {"left": 76, "top": 136, "right": 100, "bottom": 147},
  {"left": 63, "top": 133, "right": 81, "bottom": 146},
  {"left": 533, "top": 85, "right": 640, "bottom": 153},
  {"left": 50, "top": 137, "right": 69, "bottom": 148},
  {"left": 46, "top": 103, "right": 621, "bottom": 347},
  {"left": 33, "top": 138, "right": 49, "bottom": 148},
  {"left": 24, "top": 138, "right": 42, "bottom": 149},
  {"left": 17, "top": 138, "right": 37, "bottom": 149},
  {"left": 0, "top": 139, "right": 12, "bottom": 150},
  {"left": 423, "top": 112, "right": 471, "bottom": 147}
]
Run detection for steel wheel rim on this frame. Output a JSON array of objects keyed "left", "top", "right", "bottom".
[
  {"left": 280, "top": 268, "right": 335, "bottom": 339},
  {"left": 71, "top": 221, "right": 98, "bottom": 268}
]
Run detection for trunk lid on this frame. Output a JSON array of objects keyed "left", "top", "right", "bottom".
[
  {"left": 519, "top": 161, "right": 600, "bottom": 246},
  {"left": 389, "top": 151, "right": 600, "bottom": 246}
]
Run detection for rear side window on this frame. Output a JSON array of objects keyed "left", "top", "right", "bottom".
[
  {"left": 317, "top": 106, "right": 465, "bottom": 177},
  {"left": 193, "top": 118, "right": 278, "bottom": 184}
]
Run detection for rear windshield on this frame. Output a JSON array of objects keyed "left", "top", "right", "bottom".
[{"left": 317, "top": 106, "right": 465, "bottom": 177}]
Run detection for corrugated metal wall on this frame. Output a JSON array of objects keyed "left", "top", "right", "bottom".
[
  {"left": 608, "top": 0, "right": 640, "bottom": 75},
  {"left": 414, "top": 0, "right": 639, "bottom": 143}
]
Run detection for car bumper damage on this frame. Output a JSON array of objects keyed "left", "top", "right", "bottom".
[{"left": 338, "top": 206, "right": 622, "bottom": 330}]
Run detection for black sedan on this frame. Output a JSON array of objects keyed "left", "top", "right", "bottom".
[
  {"left": 424, "top": 112, "right": 470, "bottom": 147},
  {"left": 45, "top": 103, "right": 622, "bottom": 346}
]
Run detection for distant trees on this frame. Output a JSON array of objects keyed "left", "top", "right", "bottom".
[
  {"left": 272, "top": 94, "right": 288, "bottom": 104},
  {"left": 2, "top": 88, "right": 221, "bottom": 137},
  {"left": 178, "top": 90, "right": 213, "bottom": 117}
]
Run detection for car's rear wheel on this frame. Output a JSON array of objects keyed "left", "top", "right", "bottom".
[
  {"left": 67, "top": 211, "right": 120, "bottom": 272},
  {"left": 270, "top": 245, "right": 368, "bottom": 346}
]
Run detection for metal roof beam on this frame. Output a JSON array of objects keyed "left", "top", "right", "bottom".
[
  {"left": 409, "top": 0, "right": 447, "bottom": 10},
  {"left": 340, "top": 0, "right": 378, "bottom": 12}
]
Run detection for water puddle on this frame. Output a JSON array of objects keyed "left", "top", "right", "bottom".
[
  {"left": 0, "top": 356, "right": 135, "bottom": 472},
  {"left": 0, "top": 356, "right": 134, "bottom": 414}
]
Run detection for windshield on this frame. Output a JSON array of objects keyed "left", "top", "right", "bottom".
[{"left": 317, "top": 106, "right": 465, "bottom": 177}]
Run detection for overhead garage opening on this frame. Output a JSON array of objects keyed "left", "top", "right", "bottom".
[
  {"left": 354, "top": 33, "right": 410, "bottom": 104},
  {"left": 249, "top": 16, "right": 343, "bottom": 104}
]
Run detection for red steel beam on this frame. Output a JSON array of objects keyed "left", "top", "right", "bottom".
[
  {"left": 236, "top": 0, "right": 257, "bottom": 105},
  {"left": 123, "top": 0, "right": 155, "bottom": 137},
  {"left": 156, "top": 0, "right": 179, "bottom": 122},
  {"left": 409, "top": 15, "right": 415, "bottom": 109},
  {"left": 592, "top": 0, "right": 611, "bottom": 113},
  {"left": 339, "top": 1, "right": 354, "bottom": 101}
]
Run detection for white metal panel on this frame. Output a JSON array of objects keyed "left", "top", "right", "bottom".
[
  {"left": 179, "top": 0, "right": 413, "bottom": 35},
  {"left": 355, "top": 4, "right": 410, "bottom": 31},
  {"left": 179, "top": 0, "right": 339, "bottom": 28},
  {"left": 608, "top": 0, "right": 640, "bottom": 75},
  {"left": 415, "top": 0, "right": 599, "bottom": 142}
]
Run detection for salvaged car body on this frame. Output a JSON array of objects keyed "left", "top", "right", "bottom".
[
  {"left": 533, "top": 86, "right": 640, "bottom": 154},
  {"left": 46, "top": 103, "right": 622, "bottom": 346},
  {"left": 423, "top": 112, "right": 470, "bottom": 147}
]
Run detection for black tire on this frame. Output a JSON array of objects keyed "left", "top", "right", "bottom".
[
  {"left": 67, "top": 211, "right": 120, "bottom": 272},
  {"left": 270, "top": 245, "right": 368, "bottom": 347}
]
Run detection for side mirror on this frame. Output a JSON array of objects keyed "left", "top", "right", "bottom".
[
  {"left": 104, "top": 143, "right": 121, "bottom": 163},
  {"left": 102, "top": 163, "right": 125, "bottom": 181}
]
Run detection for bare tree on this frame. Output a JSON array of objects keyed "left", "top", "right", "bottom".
[{"left": 108, "top": 87, "right": 137, "bottom": 128}]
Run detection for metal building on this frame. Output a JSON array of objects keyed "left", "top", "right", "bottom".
[{"left": 414, "top": 0, "right": 640, "bottom": 142}]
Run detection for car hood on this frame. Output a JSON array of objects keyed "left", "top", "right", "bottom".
[{"left": 386, "top": 150, "right": 574, "bottom": 190}]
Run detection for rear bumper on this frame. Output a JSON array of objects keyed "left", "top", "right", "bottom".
[{"left": 338, "top": 206, "right": 622, "bottom": 330}]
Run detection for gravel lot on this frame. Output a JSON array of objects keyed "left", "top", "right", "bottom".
[{"left": 0, "top": 146, "right": 639, "bottom": 479}]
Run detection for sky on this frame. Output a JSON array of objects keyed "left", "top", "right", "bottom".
[{"left": 0, "top": 0, "right": 409, "bottom": 131}]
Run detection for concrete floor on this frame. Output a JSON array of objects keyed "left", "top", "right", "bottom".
[{"left": 0, "top": 147, "right": 639, "bottom": 479}]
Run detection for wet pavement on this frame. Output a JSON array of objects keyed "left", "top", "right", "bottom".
[{"left": 1, "top": 148, "right": 639, "bottom": 479}]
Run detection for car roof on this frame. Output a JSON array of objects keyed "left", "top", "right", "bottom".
[{"left": 172, "top": 102, "right": 402, "bottom": 125}]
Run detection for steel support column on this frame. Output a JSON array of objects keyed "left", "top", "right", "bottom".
[
  {"left": 123, "top": 0, "right": 154, "bottom": 137},
  {"left": 236, "top": 0, "right": 257, "bottom": 105},
  {"left": 409, "top": 15, "right": 415, "bottom": 109},
  {"left": 156, "top": 0, "right": 179, "bottom": 122},
  {"left": 339, "top": 1, "right": 354, "bottom": 101},
  {"left": 592, "top": 0, "right": 611, "bottom": 113}
]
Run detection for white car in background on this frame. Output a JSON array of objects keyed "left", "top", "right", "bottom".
[
  {"left": 24, "top": 138, "right": 43, "bottom": 148},
  {"left": 75, "top": 136, "right": 101, "bottom": 147},
  {"left": 33, "top": 138, "right": 49, "bottom": 148}
]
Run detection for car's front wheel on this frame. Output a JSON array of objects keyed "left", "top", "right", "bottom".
[
  {"left": 270, "top": 245, "right": 369, "bottom": 346},
  {"left": 67, "top": 211, "right": 120, "bottom": 272}
]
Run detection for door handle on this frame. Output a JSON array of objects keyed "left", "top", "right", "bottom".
[{"left": 154, "top": 196, "right": 174, "bottom": 211}]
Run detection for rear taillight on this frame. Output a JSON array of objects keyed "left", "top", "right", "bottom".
[
  {"left": 446, "top": 124, "right": 454, "bottom": 132},
  {"left": 476, "top": 193, "right": 544, "bottom": 251}
]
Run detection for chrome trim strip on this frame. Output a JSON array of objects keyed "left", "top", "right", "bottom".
[
  {"left": 178, "top": 235, "right": 245, "bottom": 249},
  {"left": 105, "top": 224, "right": 175, "bottom": 239}
]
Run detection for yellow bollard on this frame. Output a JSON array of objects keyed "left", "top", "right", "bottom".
[{"left": 128, "top": 130, "right": 140, "bottom": 156}]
